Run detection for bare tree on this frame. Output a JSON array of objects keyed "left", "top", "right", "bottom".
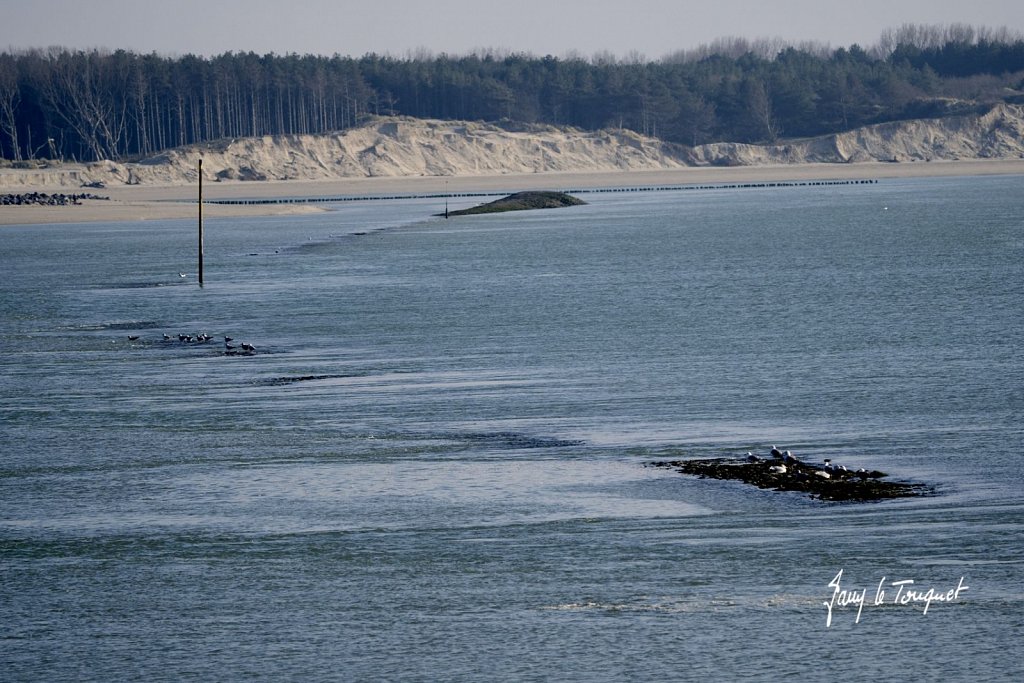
[
  {"left": 746, "top": 78, "right": 781, "bottom": 142},
  {"left": 39, "top": 50, "right": 127, "bottom": 160},
  {"left": 0, "top": 55, "right": 22, "bottom": 160}
]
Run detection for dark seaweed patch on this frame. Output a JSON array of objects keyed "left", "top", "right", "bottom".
[
  {"left": 649, "top": 457, "right": 932, "bottom": 502},
  {"left": 256, "top": 373, "right": 363, "bottom": 386}
]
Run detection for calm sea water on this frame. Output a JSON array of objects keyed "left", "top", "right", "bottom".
[{"left": 2, "top": 175, "right": 1023, "bottom": 681}]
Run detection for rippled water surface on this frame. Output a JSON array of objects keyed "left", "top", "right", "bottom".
[{"left": 2, "top": 176, "right": 1023, "bottom": 681}]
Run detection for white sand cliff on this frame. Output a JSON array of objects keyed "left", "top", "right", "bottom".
[
  {"left": 3, "top": 104, "right": 1023, "bottom": 191},
  {"left": 690, "top": 103, "right": 1024, "bottom": 165}
]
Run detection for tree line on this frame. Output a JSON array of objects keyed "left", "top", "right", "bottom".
[{"left": 1, "top": 23, "right": 1022, "bottom": 164}]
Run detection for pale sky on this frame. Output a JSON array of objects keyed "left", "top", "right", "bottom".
[{"left": 3, "top": 0, "right": 1023, "bottom": 59}]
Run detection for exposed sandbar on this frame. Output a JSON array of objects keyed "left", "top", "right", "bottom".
[
  {"left": 444, "top": 190, "right": 585, "bottom": 216},
  {"left": 3, "top": 158, "right": 1023, "bottom": 227}
]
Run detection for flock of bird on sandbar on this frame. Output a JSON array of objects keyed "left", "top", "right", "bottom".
[{"left": 126, "top": 333, "right": 257, "bottom": 355}]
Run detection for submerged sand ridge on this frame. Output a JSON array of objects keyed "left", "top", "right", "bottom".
[{"left": 4, "top": 104, "right": 1024, "bottom": 192}]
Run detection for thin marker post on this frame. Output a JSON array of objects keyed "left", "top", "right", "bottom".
[{"left": 198, "top": 158, "right": 204, "bottom": 285}]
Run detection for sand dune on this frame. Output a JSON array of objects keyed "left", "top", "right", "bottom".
[
  {"left": 3, "top": 105, "right": 1024, "bottom": 225},
  {"left": 4, "top": 104, "right": 1024, "bottom": 190}
]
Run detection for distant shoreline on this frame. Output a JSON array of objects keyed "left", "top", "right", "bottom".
[{"left": 3, "top": 158, "right": 1023, "bottom": 226}]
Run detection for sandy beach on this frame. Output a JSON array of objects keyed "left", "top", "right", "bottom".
[{"left": 3, "top": 158, "right": 1024, "bottom": 226}]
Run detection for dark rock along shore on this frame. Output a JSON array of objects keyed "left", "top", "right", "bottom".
[
  {"left": 1, "top": 192, "right": 108, "bottom": 206},
  {"left": 649, "top": 452, "right": 931, "bottom": 502}
]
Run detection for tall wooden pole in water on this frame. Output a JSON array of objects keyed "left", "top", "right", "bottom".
[{"left": 198, "top": 158, "right": 204, "bottom": 285}]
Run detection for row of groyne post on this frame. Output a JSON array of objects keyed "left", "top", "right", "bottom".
[{"left": 201, "top": 178, "right": 878, "bottom": 206}]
